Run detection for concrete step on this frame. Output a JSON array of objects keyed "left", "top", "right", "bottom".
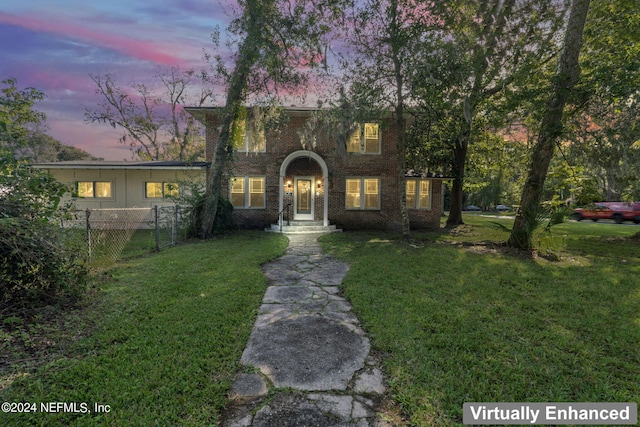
[{"left": 265, "top": 222, "right": 342, "bottom": 234}]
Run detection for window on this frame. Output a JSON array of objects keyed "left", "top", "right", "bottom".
[
  {"left": 76, "top": 181, "right": 112, "bottom": 198},
  {"left": 145, "top": 182, "right": 179, "bottom": 199},
  {"left": 347, "top": 123, "right": 380, "bottom": 154},
  {"left": 233, "top": 119, "right": 266, "bottom": 152},
  {"left": 230, "top": 177, "right": 265, "bottom": 208},
  {"left": 406, "top": 179, "right": 431, "bottom": 209},
  {"left": 346, "top": 178, "right": 379, "bottom": 209}
]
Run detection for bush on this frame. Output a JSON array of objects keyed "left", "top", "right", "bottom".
[
  {"left": 170, "top": 181, "right": 235, "bottom": 238},
  {"left": 1, "top": 158, "right": 88, "bottom": 314},
  {"left": 0, "top": 218, "right": 88, "bottom": 314}
]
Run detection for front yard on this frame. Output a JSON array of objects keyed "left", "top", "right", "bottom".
[
  {"left": 1, "top": 217, "right": 639, "bottom": 426},
  {"left": 321, "top": 217, "right": 640, "bottom": 426},
  {"left": 1, "top": 232, "right": 288, "bottom": 426}
]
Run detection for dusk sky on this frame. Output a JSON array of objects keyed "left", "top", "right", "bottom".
[{"left": 0, "top": 0, "right": 233, "bottom": 159}]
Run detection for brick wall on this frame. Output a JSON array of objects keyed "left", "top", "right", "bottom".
[{"left": 201, "top": 108, "right": 442, "bottom": 231}]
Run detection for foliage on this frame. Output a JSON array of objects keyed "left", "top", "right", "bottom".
[
  {"left": 0, "top": 78, "right": 46, "bottom": 153},
  {"left": 567, "top": 94, "right": 640, "bottom": 201},
  {"left": 344, "top": 0, "right": 452, "bottom": 236},
  {"left": 169, "top": 181, "right": 235, "bottom": 238},
  {"left": 18, "top": 132, "right": 99, "bottom": 162},
  {"left": 85, "top": 67, "right": 214, "bottom": 161},
  {"left": 463, "top": 131, "right": 529, "bottom": 208},
  {"left": 556, "top": 0, "right": 640, "bottom": 202},
  {"left": 0, "top": 219, "right": 87, "bottom": 314},
  {"left": 0, "top": 159, "right": 87, "bottom": 313},
  {"left": 1, "top": 232, "right": 288, "bottom": 426},
  {"left": 412, "top": 0, "right": 567, "bottom": 227},
  {"left": 508, "top": 0, "right": 591, "bottom": 250},
  {"left": 0, "top": 78, "right": 88, "bottom": 314},
  {"left": 200, "top": 0, "right": 348, "bottom": 238}
]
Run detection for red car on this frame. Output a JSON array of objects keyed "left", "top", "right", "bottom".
[{"left": 573, "top": 202, "right": 640, "bottom": 224}]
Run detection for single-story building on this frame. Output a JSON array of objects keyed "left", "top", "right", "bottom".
[{"left": 32, "top": 160, "right": 208, "bottom": 210}]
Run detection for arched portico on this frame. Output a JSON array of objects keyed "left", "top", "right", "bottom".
[{"left": 279, "top": 150, "right": 329, "bottom": 226}]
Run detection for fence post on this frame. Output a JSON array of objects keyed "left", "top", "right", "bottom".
[
  {"left": 154, "top": 205, "right": 160, "bottom": 252},
  {"left": 172, "top": 205, "right": 178, "bottom": 245},
  {"left": 85, "top": 208, "right": 91, "bottom": 259}
]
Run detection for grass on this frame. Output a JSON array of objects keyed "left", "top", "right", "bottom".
[
  {"left": 1, "top": 231, "right": 288, "bottom": 426},
  {"left": 3, "top": 217, "right": 639, "bottom": 426},
  {"left": 320, "top": 215, "right": 640, "bottom": 426}
]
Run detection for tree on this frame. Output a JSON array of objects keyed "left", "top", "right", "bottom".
[
  {"left": 508, "top": 0, "right": 591, "bottom": 250},
  {"left": 199, "top": 0, "right": 346, "bottom": 238},
  {"left": 18, "top": 132, "right": 99, "bottom": 162},
  {"left": 568, "top": 95, "right": 640, "bottom": 201},
  {"left": 0, "top": 77, "right": 46, "bottom": 155},
  {"left": 85, "top": 67, "right": 213, "bottom": 161},
  {"left": 0, "top": 79, "right": 87, "bottom": 312},
  {"left": 336, "top": 0, "right": 451, "bottom": 237},
  {"left": 436, "top": 0, "right": 567, "bottom": 227},
  {"left": 562, "top": 0, "right": 640, "bottom": 202}
]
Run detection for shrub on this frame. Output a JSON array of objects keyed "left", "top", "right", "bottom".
[
  {"left": 170, "top": 181, "right": 235, "bottom": 238},
  {"left": 0, "top": 218, "right": 88, "bottom": 314},
  {"left": 0, "top": 158, "right": 88, "bottom": 314}
]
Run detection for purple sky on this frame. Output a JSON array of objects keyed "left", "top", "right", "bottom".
[{"left": 0, "top": 0, "right": 232, "bottom": 159}]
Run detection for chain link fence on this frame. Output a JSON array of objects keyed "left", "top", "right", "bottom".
[{"left": 62, "top": 205, "right": 185, "bottom": 267}]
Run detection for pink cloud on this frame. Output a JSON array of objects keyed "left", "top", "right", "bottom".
[
  {"left": 22, "top": 69, "right": 93, "bottom": 93},
  {"left": 0, "top": 12, "right": 182, "bottom": 66}
]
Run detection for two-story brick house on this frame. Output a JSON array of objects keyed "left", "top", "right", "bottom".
[{"left": 186, "top": 106, "right": 445, "bottom": 232}]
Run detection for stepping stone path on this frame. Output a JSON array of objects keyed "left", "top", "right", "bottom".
[{"left": 223, "top": 233, "right": 392, "bottom": 427}]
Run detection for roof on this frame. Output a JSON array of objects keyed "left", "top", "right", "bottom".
[
  {"left": 32, "top": 160, "right": 209, "bottom": 170},
  {"left": 184, "top": 106, "right": 321, "bottom": 124}
]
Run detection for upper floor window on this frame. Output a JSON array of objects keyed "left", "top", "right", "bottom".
[
  {"left": 406, "top": 179, "right": 431, "bottom": 209},
  {"left": 346, "top": 177, "right": 380, "bottom": 210},
  {"left": 230, "top": 176, "right": 265, "bottom": 208},
  {"left": 145, "top": 182, "right": 179, "bottom": 199},
  {"left": 347, "top": 123, "right": 380, "bottom": 154},
  {"left": 76, "top": 181, "right": 112, "bottom": 198},
  {"left": 233, "top": 119, "right": 266, "bottom": 152}
]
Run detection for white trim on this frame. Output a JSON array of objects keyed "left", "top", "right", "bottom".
[{"left": 279, "top": 150, "right": 329, "bottom": 226}]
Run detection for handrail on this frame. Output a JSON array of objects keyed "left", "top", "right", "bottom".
[{"left": 278, "top": 202, "right": 292, "bottom": 232}]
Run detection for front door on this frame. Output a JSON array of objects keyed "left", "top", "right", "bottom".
[{"left": 294, "top": 177, "right": 314, "bottom": 220}]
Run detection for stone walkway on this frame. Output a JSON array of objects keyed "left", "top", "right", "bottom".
[{"left": 222, "top": 233, "right": 392, "bottom": 427}]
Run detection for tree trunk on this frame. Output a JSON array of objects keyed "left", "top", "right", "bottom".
[
  {"left": 389, "top": 0, "right": 410, "bottom": 238},
  {"left": 507, "top": 0, "right": 591, "bottom": 249},
  {"left": 446, "top": 124, "right": 470, "bottom": 227},
  {"left": 396, "top": 105, "right": 410, "bottom": 237},
  {"left": 199, "top": 4, "right": 262, "bottom": 238}
]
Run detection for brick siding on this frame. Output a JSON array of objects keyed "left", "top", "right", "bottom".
[{"left": 201, "top": 109, "right": 442, "bottom": 231}]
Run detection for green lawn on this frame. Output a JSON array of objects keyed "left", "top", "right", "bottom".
[
  {"left": 321, "top": 216, "right": 640, "bottom": 426},
  {"left": 1, "top": 231, "right": 288, "bottom": 426},
  {"left": 3, "top": 218, "right": 639, "bottom": 426}
]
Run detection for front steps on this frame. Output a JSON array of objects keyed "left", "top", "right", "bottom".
[{"left": 265, "top": 220, "right": 342, "bottom": 234}]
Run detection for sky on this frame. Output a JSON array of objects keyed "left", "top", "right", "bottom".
[{"left": 0, "top": 0, "right": 233, "bottom": 159}]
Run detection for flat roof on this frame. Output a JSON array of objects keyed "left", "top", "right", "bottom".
[
  {"left": 32, "top": 160, "right": 209, "bottom": 170},
  {"left": 184, "top": 106, "right": 321, "bottom": 123}
]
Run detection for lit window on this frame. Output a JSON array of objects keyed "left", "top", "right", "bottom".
[
  {"left": 405, "top": 179, "right": 431, "bottom": 209},
  {"left": 230, "top": 177, "right": 265, "bottom": 208},
  {"left": 346, "top": 123, "right": 380, "bottom": 154},
  {"left": 346, "top": 178, "right": 379, "bottom": 210},
  {"left": 406, "top": 179, "right": 416, "bottom": 208},
  {"left": 230, "top": 178, "right": 245, "bottom": 207},
  {"left": 145, "top": 182, "right": 179, "bottom": 199},
  {"left": 233, "top": 119, "right": 266, "bottom": 152},
  {"left": 419, "top": 180, "right": 431, "bottom": 209},
  {"left": 249, "top": 177, "right": 265, "bottom": 208},
  {"left": 76, "top": 181, "right": 112, "bottom": 198},
  {"left": 346, "top": 179, "right": 361, "bottom": 208}
]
